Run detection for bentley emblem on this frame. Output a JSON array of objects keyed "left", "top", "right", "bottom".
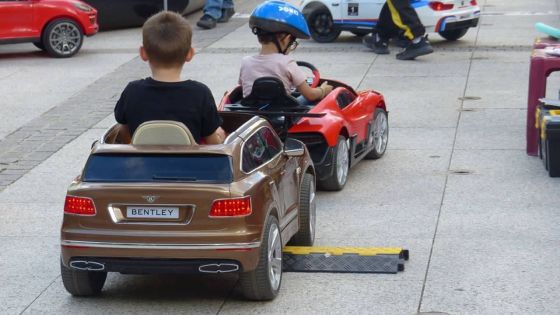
[{"left": 142, "top": 195, "right": 159, "bottom": 203}]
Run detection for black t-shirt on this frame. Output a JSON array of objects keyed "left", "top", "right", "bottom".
[{"left": 114, "top": 78, "right": 222, "bottom": 142}]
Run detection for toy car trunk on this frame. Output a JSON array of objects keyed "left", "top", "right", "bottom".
[{"left": 536, "top": 99, "right": 560, "bottom": 177}]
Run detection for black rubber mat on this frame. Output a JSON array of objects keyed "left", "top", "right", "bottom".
[{"left": 282, "top": 247, "right": 409, "bottom": 274}]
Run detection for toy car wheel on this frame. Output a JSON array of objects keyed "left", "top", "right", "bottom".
[
  {"left": 60, "top": 260, "right": 107, "bottom": 296},
  {"left": 239, "top": 215, "right": 282, "bottom": 301},
  {"left": 351, "top": 30, "right": 370, "bottom": 37},
  {"left": 366, "top": 108, "right": 389, "bottom": 159},
  {"left": 320, "top": 135, "right": 349, "bottom": 191},
  {"left": 42, "top": 18, "right": 84, "bottom": 58},
  {"left": 33, "top": 42, "right": 45, "bottom": 51},
  {"left": 288, "top": 173, "right": 316, "bottom": 246},
  {"left": 307, "top": 8, "right": 341, "bottom": 43},
  {"left": 439, "top": 28, "right": 469, "bottom": 41}
]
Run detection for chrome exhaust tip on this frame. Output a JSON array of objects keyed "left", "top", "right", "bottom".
[
  {"left": 69, "top": 260, "right": 106, "bottom": 271},
  {"left": 198, "top": 263, "right": 239, "bottom": 273}
]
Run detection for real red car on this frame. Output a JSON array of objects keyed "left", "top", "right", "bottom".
[{"left": 0, "top": 0, "right": 98, "bottom": 57}]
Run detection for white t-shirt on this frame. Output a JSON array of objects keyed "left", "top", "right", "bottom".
[{"left": 238, "top": 53, "right": 307, "bottom": 97}]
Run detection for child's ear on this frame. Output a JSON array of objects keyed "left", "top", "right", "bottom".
[
  {"left": 185, "top": 47, "right": 195, "bottom": 62},
  {"left": 139, "top": 46, "right": 149, "bottom": 61}
]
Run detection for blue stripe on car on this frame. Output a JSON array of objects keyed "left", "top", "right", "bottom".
[{"left": 410, "top": 0, "right": 430, "bottom": 9}]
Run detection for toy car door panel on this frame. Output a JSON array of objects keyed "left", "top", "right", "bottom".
[
  {"left": 340, "top": 94, "right": 372, "bottom": 142},
  {"left": 341, "top": 0, "right": 382, "bottom": 25},
  {"left": 241, "top": 127, "right": 288, "bottom": 220},
  {"left": 259, "top": 127, "right": 298, "bottom": 218},
  {"left": 0, "top": 0, "right": 34, "bottom": 39}
]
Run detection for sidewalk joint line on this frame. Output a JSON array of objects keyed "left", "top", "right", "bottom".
[
  {"left": 19, "top": 275, "right": 60, "bottom": 315},
  {"left": 416, "top": 0, "right": 485, "bottom": 312}
]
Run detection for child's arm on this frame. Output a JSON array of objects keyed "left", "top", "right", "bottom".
[
  {"left": 297, "top": 81, "right": 333, "bottom": 101},
  {"left": 204, "top": 126, "right": 226, "bottom": 144}
]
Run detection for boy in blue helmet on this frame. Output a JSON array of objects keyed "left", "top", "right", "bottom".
[{"left": 238, "top": 1, "right": 332, "bottom": 103}]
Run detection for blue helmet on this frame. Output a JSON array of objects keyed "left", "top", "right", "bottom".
[{"left": 249, "top": 1, "right": 310, "bottom": 39}]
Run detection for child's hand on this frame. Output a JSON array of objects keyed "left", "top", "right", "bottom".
[{"left": 320, "top": 81, "right": 333, "bottom": 98}]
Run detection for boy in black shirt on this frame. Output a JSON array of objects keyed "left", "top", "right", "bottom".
[{"left": 114, "top": 11, "right": 225, "bottom": 144}]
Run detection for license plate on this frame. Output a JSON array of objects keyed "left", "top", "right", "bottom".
[{"left": 126, "top": 206, "right": 179, "bottom": 219}]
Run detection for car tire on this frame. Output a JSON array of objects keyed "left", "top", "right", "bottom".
[
  {"left": 319, "top": 135, "right": 349, "bottom": 191},
  {"left": 288, "top": 173, "right": 316, "bottom": 246},
  {"left": 351, "top": 30, "right": 370, "bottom": 37},
  {"left": 439, "top": 28, "right": 469, "bottom": 41},
  {"left": 307, "top": 8, "right": 341, "bottom": 43},
  {"left": 42, "top": 18, "right": 84, "bottom": 58},
  {"left": 60, "top": 260, "right": 107, "bottom": 296},
  {"left": 33, "top": 42, "right": 45, "bottom": 51},
  {"left": 239, "top": 215, "right": 282, "bottom": 301},
  {"left": 365, "top": 108, "right": 389, "bottom": 160}
]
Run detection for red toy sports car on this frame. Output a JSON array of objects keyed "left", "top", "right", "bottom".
[
  {"left": 219, "top": 62, "right": 388, "bottom": 191},
  {"left": 0, "top": 0, "right": 98, "bottom": 57}
]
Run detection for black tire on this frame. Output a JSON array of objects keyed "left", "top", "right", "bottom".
[
  {"left": 319, "top": 135, "right": 349, "bottom": 191},
  {"left": 307, "top": 8, "right": 341, "bottom": 43},
  {"left": 351, "top": 30, "right": 370, "bottom": 37},
  {"left": 61, "top": 260, "right": 107, "bottom": 296},
  {"left": 239, "top": 215, "right": 282, "bottom": 301},
  {"left": 365, "top": 108, "right": 389, "bottom": 160},
  {"left": 33, "top": 42, "right": 45, "bottom": 51},
  {"left": 288, "top": 173, "right": 316, "bottom": 246},
  {"left": 42, "top": 18, "right": 84, "bottom": 58},
  {"left": 439, "top": 28, "right": 469, "bottom": 41}
]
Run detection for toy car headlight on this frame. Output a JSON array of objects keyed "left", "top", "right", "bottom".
[{"left": 73, "top": 2, "right": 94, "bottom": 12}]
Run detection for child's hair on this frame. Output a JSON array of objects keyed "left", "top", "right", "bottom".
[
  {"left": 256, "top": 32, "right": 288, "bottom": 44},
  {"left": 142, "top": 11, "right": 192, "bottom": 67}
]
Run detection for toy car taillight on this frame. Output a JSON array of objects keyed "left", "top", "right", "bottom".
[
  {"left": 209, "top": 196, "right": 252, "bottom": 217},
  {"left": 429, "top": 1, "right": 454, "bottom": 10},
  {"left": 470, "top": 0, "right": 477, "bottom": 5},
  {"left": 64, "top": 196, "right": 96, "bottom": 216}
]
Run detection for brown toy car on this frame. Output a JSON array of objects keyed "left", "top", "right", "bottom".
[{"left": 60, "top": 113, "right": 316, "bottom": 301}]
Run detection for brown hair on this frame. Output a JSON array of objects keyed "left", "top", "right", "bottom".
[{"left": 142, "top": 11, "right": 192, "bottom": 67}]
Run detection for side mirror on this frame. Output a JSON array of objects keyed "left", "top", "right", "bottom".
[{"left": 284, "top": 138, "right": 305, "bottom": 157}]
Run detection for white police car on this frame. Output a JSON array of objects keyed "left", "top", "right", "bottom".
[{"left": 299, "top": 0, "right": 480, "bottom": 42}]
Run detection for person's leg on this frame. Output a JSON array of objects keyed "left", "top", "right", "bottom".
[
  {"left": 385, "top": 0, "right": 433, "bottom": 60},
  {"left": 203, "top": 0, "right": 224, "bottom": 19},
  {"left": 385, "top": 0, "right": 424, "bottom": 40},
  {"left": 217, "top": 0, "right": 235, "bottom": 23},
  {"left": 363, "top": 2, "right": 392, "bottom": 54},
  {"left": 197, "top": 0, "right": 223, "bottom": 29}
]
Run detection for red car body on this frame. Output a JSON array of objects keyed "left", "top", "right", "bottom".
[
  {"left": 219, "top": 78, "right": 389, "bottom": 191},
  {"left": 0, "top": 0, "right": 98, "bottom": 56}
]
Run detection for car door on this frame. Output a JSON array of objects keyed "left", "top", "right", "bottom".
[
  {"left": 0, "top": 0, "right": 34, "bottom": 40},
  {"left": 339, "top": 90, "right": 372, "bottom": 144},
  {"left": 242, "top": 127, "right": 285, "bottom": 217},
  {"left": 260, "top": 127, "right": 299, "bottom": 215},
  {"left": 341, "top": 0, "right": 383, "bottom": 27}
]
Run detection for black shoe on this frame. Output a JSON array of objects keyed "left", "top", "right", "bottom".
[
  {"left": 396, "top": 36, "right": 433, "bottom": 60},
  {"left": 197, "top": 14, "right": 217, "bottom": 29},
  {"left": 393, "top": 36, "right": 410, "bottom": 48},
  {"left": 362, "top": 35, "right": 389, "bottom": 55},
  {"left": 217, "top": 8, "right": 235, "bottom": 23}
]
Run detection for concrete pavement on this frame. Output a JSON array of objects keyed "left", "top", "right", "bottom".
[{"left": 1, "top": 0, "right": 559, "bottom": 314}]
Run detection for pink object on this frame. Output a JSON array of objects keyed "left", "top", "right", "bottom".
[
  {"left": 238, "top": 54, "right": 307, "bottom": 98},
  {"left": 527, "top": 48, "right": 560, "bottom": 155},
  {"left": 533, "top": 36, "right": 560, "bottom": 49}
]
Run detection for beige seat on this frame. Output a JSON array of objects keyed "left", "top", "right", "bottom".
[{"left": 131, "top": 120, "right": 197, "bottom": 145}]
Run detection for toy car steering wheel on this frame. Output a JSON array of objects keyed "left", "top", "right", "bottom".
[{"left": 296, "top": 61, "right": 320, "bottom": 88}]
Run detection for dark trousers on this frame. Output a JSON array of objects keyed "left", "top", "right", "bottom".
[{"left": 377, "top": 0, "right": 425, "bottom": 40}]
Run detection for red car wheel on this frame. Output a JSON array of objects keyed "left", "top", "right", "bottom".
[
  {"left": 319, "top": 135, "right": 349, "bottom": 191},
  {"left": 366, "top": 108, "right": 389, "bottom": 159},
  {"left": 42, "top": 18, "right": 84, "bottom": 58}
]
